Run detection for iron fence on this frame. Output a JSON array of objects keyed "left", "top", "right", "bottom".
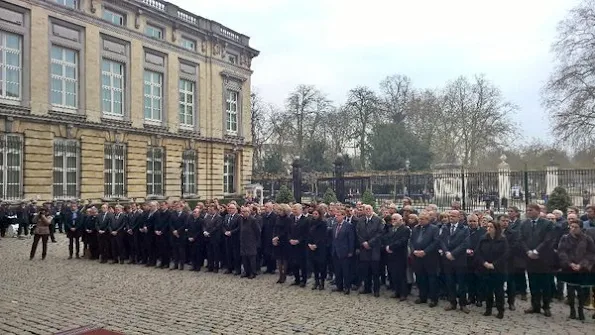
[{"left": 251, "top": 167, "right": 595, "bottom": 211}]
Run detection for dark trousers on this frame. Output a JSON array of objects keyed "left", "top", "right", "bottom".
[
  {"left": 68, "top": 236, "right": 80, "bottom": 257},
  {"left": 242, "top": 255, "right": 257, "bottom": 276},
  {"left": 445, "top": 264, "right": 468, "bottom": 306},
  {"left": 505, "top": 272, "right": 516, "bottom": 305},
  {"left": 30, "top": 234, "right": 49, "bottom": 259},
  {"left": 290, "top": 248, "right": 308, "bottom": 284},
  {"left": 143, "top": 232, "right": 156, "bottom": 265},
  {"left": 333, "top": 256, "right": 351, "bottom": 290},
  {"left": 359, "top": 260, "right": 380, "bottom": 293},
  {"left": 98, "top": 232, "right": 111, "bottom": 261},
  {"left": 206, "top": 239, "right": 220, "bottom": 270},
  {"left": 483, "top": 272, "right": 505, "bottom": 312},
  {"left": 156, "top": 234, "right": 170, "bottom": 266},
  {"left": 466, "top": 269, "right": 482, "bottom": 302},
  {"left": 223, "top": 237, "right": 241, "bottom": 272},
  {"left": 513, "top": 269, "right": 527, "bottom": 295},
  {"left": 387, "top": 260, "right": 408, "bottom": 297},
  {"left": 350, "top": 256, "right": 360, "bottom": 287},
  {"left": 567, "top": 285, "right": 588, "bottom": 309},
  {"left": 171, "top": 240, "right": 186, "bottom": 267},
  {"left": 85, "top": 231, "right": 98, "bottom": 259},
  {"left": 49, "top": 223, "right": 56, "bottom": 242},
  {"left": 262, "top": 251, "right": 276, "bottom": 273},
  {"left": 18, "top": 222, "right": 29, "bottom": 236},
  {"left": 528, "top": 272, "right": 553, "bottom": 310},
  {"left": 413, "top": 257, "right": 439, "bottom": 302},
  {"left": 552, "top": 275, "right": 565, "bottom": 299},
  {"left": 110, "top": 232, "right": 126, "bottom": 262},
  {"left": 126, "top": 231, "right": 140, "bottom": 262},
  {"left": 309, "top": 257, "right": 326, "bottom": 283}
]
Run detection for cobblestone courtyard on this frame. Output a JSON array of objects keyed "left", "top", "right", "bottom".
[{"left": 0, "top": 237, "right": 593, "bottom": 335}]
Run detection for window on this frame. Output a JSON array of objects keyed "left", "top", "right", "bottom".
[
  {"left": 103, "top": 8, "right": 125, "bottom": 26},
  {"left": 144, "top": 50, "right": 166, "bottom": 124},
  {"left": 53, "top": 139, "right": 79, "bottom": 199},
  {"left": 104, "top": 143, "right": 126, "bottom": 198},
  {"left": 145, "top": 24, "right": 163, "bottom": 39},
  {"left": 51, "top": 46, "right": 78, "bottom": 108},
  {"left": 101, "top": 35, "right": 129, "bottom": 119},
  {"left": 223, "top": 152, "right": 236, "bottom": 194},
  {"left": 0, "top": 134, "right": 22, "bottom": 200},
  {"left": 182, "top": 150, "right": 196, "bottom": 196},
  {"left": 226, "top": 90, "right": 238, "bottom": 133},
  {"left": 0, "top": 31, "right": 21, "bottom": 100},
  {"left": 180, "top": 37, "right": 195, "bottom": 51},
  {"left": 53, "top": 0, "right": 77, "bottom": 8},
  {"left": 146, "top": 147, "right": 163, "bottom": 196},
  {"left": 228, "top": 54, "right": 237, "bottom": 64},
  {"left": 49, "top": 20, "right": 84, "bottom": 112},
  {"left": 0, "top": 4, "right": 29, "bottom": 106},
  {"left": 144, "top": 71, "right": 162, "bottom": 122},
  {"left": 101, "top": 59, "right": 124, "bottom": 116},
  {"left": 179, "top": 79, "right": 194, "bottom": 128}
]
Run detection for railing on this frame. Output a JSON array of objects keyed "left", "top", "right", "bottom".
[
  {"left": 135, "top": 0, "right": 250, "bottom": 46},
  {"left": 141, "top": 0, "right": 165, "bottom": 11}
]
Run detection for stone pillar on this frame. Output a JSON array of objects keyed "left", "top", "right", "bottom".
[
  {"left": 292, "top": 157, "right": 302, "bottom": 203},
  {"left": 334, "top": 154, "right": 345, "bottom": 203},
  {"left": 546, "top": 159, "right": 559, "bottom": 196},
  {"left": 432, "top": 163, "right": 463, "bottom": 206},
  {"left": 498, "top": 155, "right": 511, "bottom": 206}
]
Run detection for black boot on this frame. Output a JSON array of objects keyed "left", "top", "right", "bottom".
[
  {"left": 312, "top": 280, "right": 319, "bottom": 290},
  {"left": 569, "top": 307, "right": 576, "bottom": 320},
  {"left": 319, "top": 280, "right": 325, "bottom": 290},
  {"left": 578, "top": 307, "right": 585, "bottom": 321},
  {"left": 568, "top": 287, "right": 577, "bottom": 319}
]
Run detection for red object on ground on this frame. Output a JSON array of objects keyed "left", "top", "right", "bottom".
[{"left": 55, "top": 326, "right": 124, "bottom": 335}]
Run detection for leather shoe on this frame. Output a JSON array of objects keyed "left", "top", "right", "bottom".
[
  {"left": 524, "top": 307, "right": 539, "bottom": 314},
  {"left": 508, "top": 304, "right": 516, "bottom": 311},
  {"left": 543, "top": 309, "right": 552, "bottom": 317},
  {"left": 429, "top": 301, "right": 438, "bottom": 308}
]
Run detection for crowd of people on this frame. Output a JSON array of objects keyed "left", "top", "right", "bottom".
[{"left": 5, "top": 197, "right": 595, "bottom": 322}]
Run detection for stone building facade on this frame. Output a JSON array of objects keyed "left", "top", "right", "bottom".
[{"left": 0, "top": 0, "right": 259, "bottom": 202}]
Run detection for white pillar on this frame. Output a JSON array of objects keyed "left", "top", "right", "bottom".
[
  {"left": 498, "top": 155, "right": 511, "bottom": 200},
  {"left": 546, "top": 163, "right": 559, "bottom": 195}
]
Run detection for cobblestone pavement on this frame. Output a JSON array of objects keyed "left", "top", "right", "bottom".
[{"left": 0, "top": 236, "right": 593, "bottom": 335}]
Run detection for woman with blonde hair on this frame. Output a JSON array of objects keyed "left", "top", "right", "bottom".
[{"left": 272, "top": 203, "right": 292, "bottom": 283}]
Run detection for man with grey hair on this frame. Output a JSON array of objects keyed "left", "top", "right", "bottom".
[{"left": 356, "top": 205, "right": 384, "bottom": 297}]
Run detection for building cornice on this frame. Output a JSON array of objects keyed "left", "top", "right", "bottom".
[
  {"left": 28, "top": 0, "right": 255, "bottom": 76},
  {"left": 0, "top": 106, "right": 248, "bottom": 148}
]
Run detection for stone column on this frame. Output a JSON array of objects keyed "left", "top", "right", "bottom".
[
  {"left": 292, "top": 157, "right": 302, "bottom": 203},
  {"left": 498, "top": 155, "right": 511, "bottom": 206},
  {"left": 546, "top": 159, "right": 559, "bottom": 196}
]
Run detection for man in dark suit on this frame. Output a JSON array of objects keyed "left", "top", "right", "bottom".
[
  {"left": 154, "top": 201, "right": 172, "bottom": 269},
  {"left": 384, "top": 213, "right": 411, "bottom": 300},
  {"left": 223, "top": 204, "right": 242, "bottom": 274},
  {"left": 109, "top": 205, "right": 127, "bottom": 264},
  {"left": 345, "top": 207, "right": 360, "bottom": 290},
  {"left": 332, "top": 209, "right": 354, "bottom": 295},
  {"left": 261, "top": 202, "right": 277, "bottom": 274},
  {"left": 141, "top": 202, "right": 158, "bottom": 266},
  {"left": 508, "top": 206, "right": 527, "bottom": 300},
  {"left": 170, "top": 201, "right": 190, "bottom": 270},
  {"left": 125, "top": 203, "right": 143, "bottom": 264},
  {"left": 64, "top": 201, "right": 84, "bottom": 259},
  {"left": 203, "top": 204, "right": 223, "bottom": 272},
  {"left": 356, "top": 204, "right": 384, "bottom": 297},
  {"left": 97, "top": 203, "right": 114, "bottom": 263},
  {"left": 289, "top": 204, "right": 309, "bottom": 287},
  {"left": 500, "top": 214, "right": 520, "bottom": 311},
  {"left": 441, "top": 210, "right": 470, "bottom": 313},
  {"left": 465, "top": 214, "right": 486, "bottom": 307},
  {"left": 16, "top": 201, "right": 30, "bottom": 238},
  {"left": 520, "top": 203, "right": 555, "bottom": 317},
  {"left": 411, "top": 211, "right": 441, "bottom": 307}
]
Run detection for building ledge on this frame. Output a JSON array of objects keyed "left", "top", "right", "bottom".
[
  {"left": 178, "top": 128, "right": 201, "bottom": 138},
  {"left": 48, "top": 109, "right": 87, "bottom": 123},
  {"left": 100, "top": 117, "right": 133, "bottom": 129}
]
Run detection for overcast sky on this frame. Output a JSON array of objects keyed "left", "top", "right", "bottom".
[{"left": 173, "top": 0, "right": 579, "bottom": 143}]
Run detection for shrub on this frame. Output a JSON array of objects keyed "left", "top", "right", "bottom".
[
  {"left": 362, "top": 189, "right": 376, "bottom": 207},
  {"left": 547, "top": 186, "right": 572, "bottom": 214},
  {"left": 323, "top": 188, "right": 338, "bottom": 204},
  {"left": 275, "top": 185, "right": 295, "bottom": 204}
]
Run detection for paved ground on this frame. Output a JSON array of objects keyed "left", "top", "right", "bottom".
[{"left": 0, "top": 236, "right": 593, "bottom": 335}]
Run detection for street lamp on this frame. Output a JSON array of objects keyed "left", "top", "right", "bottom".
[{"left": 404, "top": 158, "right": 411, "bottom": 197}]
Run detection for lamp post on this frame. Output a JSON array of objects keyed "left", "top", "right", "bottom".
[
  {"left": 404, "top": 158, "right": 410, "bottom": 197},
  {"left": 292, "top": 156, "right": 302, "bottom": 203},
  {"left": 334, "top": 153, "right": 345, "bottom": 203}
]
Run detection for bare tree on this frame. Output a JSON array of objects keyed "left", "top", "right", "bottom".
[
  {"left": 250, "top": 90, "right": 276, "bottom": 172},
  {"left": 320, "top": 106, "right": 353, "bottom": 157},
  {"left": 440, "top": 75, "right": 517, "bottom": 166},
  {"left": 344, "top": 86, "right": 381, "bottom": 169},
  {"left": 284, "top": 85, "right": 332, "bottom": 156},
  {"left": 543, "top": 0, "right": 595, "bottom": 148},
  {"left": 380, "top": 74, "right": 413, "bottom": 123}
]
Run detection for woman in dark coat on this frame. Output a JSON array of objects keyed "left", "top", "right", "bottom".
[
  {"left": 557, "top": 220, "right": 595, "bottom": 321},
  {"left": 239, "top": 206, "right": 261, "bottom": 279},
  {"left": 30, "top": 208, "right": 52, "bottom": 260},
  {"left": 308, "top": 209, "right": 328, "bottom": 290},
  {"left": 272, "top": 204, "right": 292, "bottom": 283},
  {"left": 475, "top": 219, "right": 509, "bottom": 319}
]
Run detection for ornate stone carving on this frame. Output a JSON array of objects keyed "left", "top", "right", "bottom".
[
  {"left": 171, "top": 23, "right": 177, "bottom": 42},
  {"left": 201, "top": 40, "right": 207, "bottom": 53},
  {"left": 5, "top": 116, "right": 13, "bottom": 133},
  {"left": 221, "top": 42, "right": 228, "bottom": 59},
  {"left": 135, "top": 9, "right": 143, "bottom": 29},
  {"left": 90, "top": 0, "right": 97, "bottom": 13},
  {"left": 240, "top": 53, "right": 247, "bottom": 67},
  {"left": 66, "top": 124, "right": 75, "bottom": 139}
]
